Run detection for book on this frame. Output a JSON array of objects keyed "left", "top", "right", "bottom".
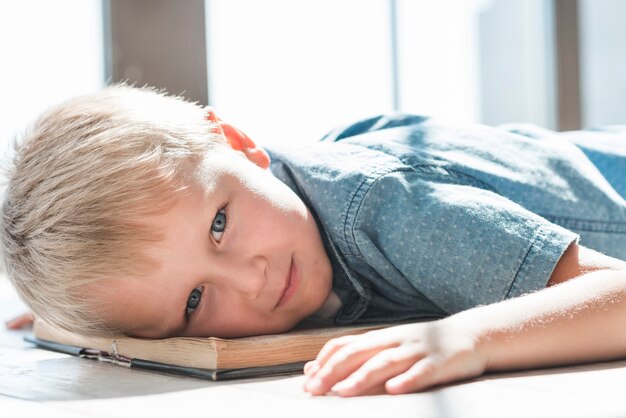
[{"left": 26, "top": 319, "right": 398, "bottom": 380}]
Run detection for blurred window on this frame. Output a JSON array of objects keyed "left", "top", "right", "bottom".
[
  {"left": 206, "top": 0, "right": 394, "bottom": 146},
  {"left": 0, "top": 1, "right": 104, "bottom": 153},
  {"left": 205, "top": 0, "right": 558, "bottom": 146},
  {"left": 579, "top": 0, "right": 626, "bottom": 127}
]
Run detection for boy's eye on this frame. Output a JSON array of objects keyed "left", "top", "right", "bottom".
[
  {"left": 186, "top": 287, "right": 203, "bottom": 317},
  {"left": 211, "top": 208, "right": 227, "bottom": 242}
]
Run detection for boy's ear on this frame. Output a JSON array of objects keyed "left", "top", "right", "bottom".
[
  {"left": 205, "top": 108, "right": 271, "bottom": 169},
  {"left": 220, "top": 122, "right": 271, "bottom": 169}
]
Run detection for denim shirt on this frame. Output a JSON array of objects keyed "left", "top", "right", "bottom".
[{"left": 266, "top": 114, "right": 626, "bottom": 325}]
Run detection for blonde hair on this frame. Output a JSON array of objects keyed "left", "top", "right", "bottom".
[{"left": 1, "top": 85, "right": 225, "bottom": 335}]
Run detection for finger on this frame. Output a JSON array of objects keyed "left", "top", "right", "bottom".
[
  {"left": 330, "top": 345, "right": 422, "bottom": 397},
  {"left": 305, "top": 348, "right": 376, "bottom": 395},
  {"left": 386, "top": 352, "right": 487, "bottom": 395},
  {"left": 303, "top": 336, "right": 358, "bottom": 391},
  {"left": 385, "top": 357, "right": 439, "bottom": 395},
  {"left": 305, "top": 339, "right": 399, "bottom": 395},
  {"left": 303, "top": 361, "right": 319, "bottom": 376},
  {"left": 312, "top": 334, "right": 362, "bottom": 367},
  {"left": 5, "top": 312, "right": 34, "bottom": 330},
  {"left": 313, "top": 329, "right": 399, "bottom": 368}
]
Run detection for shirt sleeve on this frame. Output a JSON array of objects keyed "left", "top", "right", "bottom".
[{"left": 352, "top": 170, "right": 579, "bottom": 314}]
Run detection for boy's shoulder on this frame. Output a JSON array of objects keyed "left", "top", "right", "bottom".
[
  {"left": 318, "top": 113, "right": 430, "bottom": 143},
  {"left": 267, "top": 113, "right": 437, "bottom": 180},
  {"left": 265, "top": 113, "right": 498, "bottom": 210}
]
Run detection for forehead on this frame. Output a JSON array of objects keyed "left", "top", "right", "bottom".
[{"left": 194, "top": 146, "right": 256, "bottom": 187}]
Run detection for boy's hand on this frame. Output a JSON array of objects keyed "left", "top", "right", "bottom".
[
  {"left": 4, "top": 312, "right": 34, "bottom": 330},
  {"left": 303, "top": 320, "right": 487, "bottom": 396}
]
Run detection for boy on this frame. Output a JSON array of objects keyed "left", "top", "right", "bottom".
[{"left": 3, "top": 86, "right": 626, "bottom": 397}]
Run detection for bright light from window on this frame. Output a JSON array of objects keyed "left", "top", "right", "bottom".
[
  {"left": 206, "top": 0, "right": 393, "bottom": 147},
  {"left": 0, "top": 1, "right": 104, "bottom": 154},
  {"left": 396, "top": 0, "right": 484, "bottom": 122}
]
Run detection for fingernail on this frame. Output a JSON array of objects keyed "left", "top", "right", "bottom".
[
  {"left": 331, "top": 378, "right": 355, "bottom": 393},
  {"left": 305, "top": 362, "right": 320, "bottom": 376}
]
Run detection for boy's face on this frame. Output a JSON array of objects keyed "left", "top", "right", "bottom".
[{"left": 100, "top": 145, "right": 333, "bottom": 338}]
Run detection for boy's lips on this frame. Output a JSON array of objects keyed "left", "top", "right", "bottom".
[{"left": 276, "top": 257, "right": 299, "bottom": 308}]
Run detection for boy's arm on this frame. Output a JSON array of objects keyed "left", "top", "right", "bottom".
[
  {"left": 471, "top": 264, "right": 626, "bottom": 372},
  {"left": 304, "top": 244, "right": 626, "bottom": 396}
]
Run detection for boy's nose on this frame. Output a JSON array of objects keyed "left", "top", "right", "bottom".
[{"left": 226, "top": 255, "right": 268, "bottom": 300}]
